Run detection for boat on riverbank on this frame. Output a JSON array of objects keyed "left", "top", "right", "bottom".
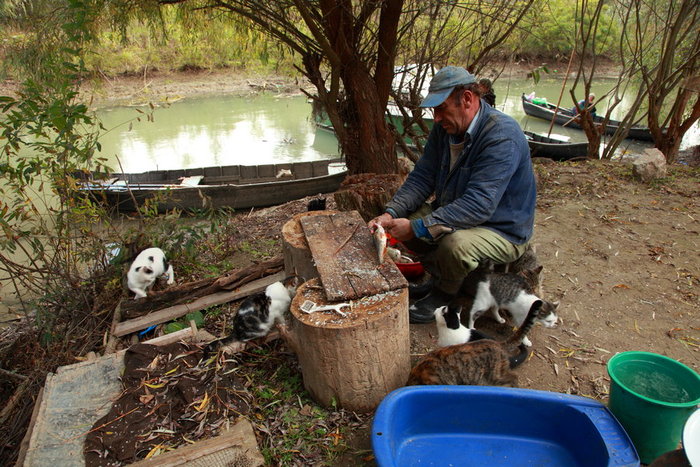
[
  {"left": 77, "top": 159, "right": 347, "bottom": 213},
  {"left": 521, "top": 94, "right": 655, "bottom": 142},
  {"left": 524, "top": 130, "right": 589, "bottom": 161}
]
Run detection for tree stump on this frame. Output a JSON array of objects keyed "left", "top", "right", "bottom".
[
  {"left": 283, "top": 278, "right": 410, "bottom": 412},
  {"left": 333, "top": 173, "right": 404, "bottom": 221},
  {"left": 281, "top": 210, "right": 338, "bottom": 280}
]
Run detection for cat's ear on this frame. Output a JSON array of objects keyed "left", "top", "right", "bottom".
[
  {"left": 434, "top": 306, "right": 448, "bottom": 319},
  {"left": 533, "top": 265, "right": 543, "bottom": 274},
  {"left": 552, "top": 301, "right": 560, "bottom": 308}
]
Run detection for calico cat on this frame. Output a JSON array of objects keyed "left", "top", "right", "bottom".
[
  {"left": 406, "top": 300, "right": 543, "bottom": 386},
  {"left": 434, "top": 304, "right": 491, "bottom": 348},
  {"left": 466, "top": 267, "right": 559, "bottom": 346},
  {"left": 206, "top": 277, "right": 301, "bottom": 354}
]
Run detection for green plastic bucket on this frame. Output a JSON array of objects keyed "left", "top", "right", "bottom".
[{"left": 607, "top": 351, "right": 700, "bottom": 464}]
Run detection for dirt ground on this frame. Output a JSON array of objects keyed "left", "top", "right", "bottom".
[
  {"left": 241, "top": 160, "right": 700, "bottom": 464},
  {"left": 2, "top": 68, "right": 699, "bottom": 465}
]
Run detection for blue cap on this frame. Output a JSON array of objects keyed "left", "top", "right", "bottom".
[{"left": 419, "top": 66, "right": 476, "bottom": 108}]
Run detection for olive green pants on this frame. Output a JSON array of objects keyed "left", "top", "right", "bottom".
[{"left": 403, "top": 204, "right": 529, "bottom": 294}]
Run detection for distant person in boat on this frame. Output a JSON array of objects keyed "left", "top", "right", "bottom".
[
  {"left": 573, "top": 93, "right": 597, "bottom": 116},
  {"left": 478, "top": 78, "right": 496, "bottom": 107},
  {"left": 368, "top": 66, "right": 536, "bottom": 324}
]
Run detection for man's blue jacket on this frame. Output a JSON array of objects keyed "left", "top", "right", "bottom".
[{"left": 385, "top": 100, "right": 536, "bottom": 245}]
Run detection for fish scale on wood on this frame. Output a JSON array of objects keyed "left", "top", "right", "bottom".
[{"left": 300, "top": 211, "right": 407, "bottom": 301}]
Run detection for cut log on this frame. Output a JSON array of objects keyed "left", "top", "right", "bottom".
[
  {"left": 333, "top": 173, "right": 404, "bottom": 222},
  {"left": 281, "top": 210, "right": 337, "bottom": 280},
  {"left": 282, "top": 278, "right": 410, "bottom": 412}
]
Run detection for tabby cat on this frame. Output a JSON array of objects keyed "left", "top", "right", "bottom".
[
  {"left": 406, "top": 300, "right": 542, "bottom": 386},
  {"left": 466, "top": 266, "right": 558, "bottom": 347}
]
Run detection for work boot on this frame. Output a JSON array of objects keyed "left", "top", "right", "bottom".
[
  {"left": 408, "top": 287, "right": 454, "bottom": 324},
  {"left": 408, "top": 274, "right": 434, "bottom": 300}
]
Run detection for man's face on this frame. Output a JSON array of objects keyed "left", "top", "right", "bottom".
[{"left": 432, "top": 90, "right": 474, "bottom": 135}]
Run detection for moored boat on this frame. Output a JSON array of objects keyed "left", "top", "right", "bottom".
[
  {"left": 521, "top": 94, "right": 656, "bottom": 142},
  {"left": 77, "top": 159, "right": 347, "bottom": 213},
  {"left": 524, "top": 130, "right": 589, "bottom": 161}
]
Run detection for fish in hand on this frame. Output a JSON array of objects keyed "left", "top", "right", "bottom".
[{"left": 372, "top": 224, "right": 387, "bottom": 264}]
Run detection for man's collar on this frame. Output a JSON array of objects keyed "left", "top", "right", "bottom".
[{"left": 450, "top": 105, "right": 482, "bottom": 144}]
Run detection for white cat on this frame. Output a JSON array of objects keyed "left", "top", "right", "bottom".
[
  {"left": 434, "top": 304, "right": 491, "bottom": 348},
  {"left": 127, "top": 247, "right": 174, "bottom": 299}
]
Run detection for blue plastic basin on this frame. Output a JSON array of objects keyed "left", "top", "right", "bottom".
[{"left": 372, "top": 386, "right": 639, "bottom": 467}]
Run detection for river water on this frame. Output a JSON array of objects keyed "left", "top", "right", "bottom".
[{"left": 95, "top": 76, "right": 699, "bottom": 172}]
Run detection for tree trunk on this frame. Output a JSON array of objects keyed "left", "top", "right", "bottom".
[
  {"left": 580, "top": 113, "right": 602, "bottom": 159},
  {"left": 333, "top": 173, "right": 404, "bottom": 222}
]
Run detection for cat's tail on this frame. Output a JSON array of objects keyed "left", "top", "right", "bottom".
[
  {"left": 508, "top": 343, "right": 530, "bottom": 368},
  {"left": 505, "top": 299, "right": 541, "bottom": 368},
  {"left": 507, "top": 299, "right": 542, "bottom": 347}
]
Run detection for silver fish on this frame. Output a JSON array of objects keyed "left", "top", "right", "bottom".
[{"left": 373, "top": 224, "right": 387, "bottom": 264}]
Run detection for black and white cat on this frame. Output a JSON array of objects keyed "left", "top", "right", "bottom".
[
  {"left": 466, "top": 269, "right": 559, "bottom": 346},
  {"left": 434, "top": 304, "right": 491, "bottom": 348},
  {"left": 127, "top": 247, "right": 174, "bottom": 299},
  {"left": 206, "top": 277, "right": 301, "bottom": 354}
]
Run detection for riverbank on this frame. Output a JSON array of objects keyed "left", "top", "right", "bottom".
[{"left": 0, "top": 58, "right": 621, "bottom": 107}]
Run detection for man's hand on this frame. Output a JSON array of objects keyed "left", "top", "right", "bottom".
[
  {"left": 368, "top": 212, "right": 393, "bottom": 232},
  {"left": 384, "top": 218, "right": 414, "bottom": 242}
]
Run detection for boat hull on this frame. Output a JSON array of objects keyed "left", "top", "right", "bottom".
[
  {"left": 79, "top": 160, "right": 346, "bottom": 213},
  {"left": 524, "top": 130, "right": 589, "bottom": 161},
  {"left": 521, "top": 94, "right": 655, "bottom": 142}
]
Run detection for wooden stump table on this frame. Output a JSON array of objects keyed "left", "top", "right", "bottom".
[{"left": 281, "top": 210, "right": 410, "bottom": 412}]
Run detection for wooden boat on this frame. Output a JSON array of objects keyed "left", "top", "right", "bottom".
[
  {"left": 524, "top": 130, "right": 588, "bottom": 161},
  {"left": 521, "top": 94, "right": 655, "bottom": 142},
  {"left": 78, "top": 159, "right": 347, "bottom": 213}
]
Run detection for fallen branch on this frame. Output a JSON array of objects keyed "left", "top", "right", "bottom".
[{"left": 121, "top": 256, "right": 284, "bottom": 319}]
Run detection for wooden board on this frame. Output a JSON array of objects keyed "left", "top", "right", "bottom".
[
  {"left": 113, "top": 272, "right": 285, "bottom": 336},
  {"left": 300, "top": 211, "right": 407, "bottom": 301},
  {"left": 130, "top": 418, "right": 263, "bottom": 467}
]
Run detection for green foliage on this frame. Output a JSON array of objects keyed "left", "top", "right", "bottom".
[
  {"left": 510, "top": 0, "right": 619, "bottom": 58},
  {"left": 164, "top": 310, "right": 204, "bottom": 334},
  {"left": 0, "top": 1, "right": 116, "bottom": 341},
  {"left": 83, "top": 10, "right": 297, "bottom": 76}
]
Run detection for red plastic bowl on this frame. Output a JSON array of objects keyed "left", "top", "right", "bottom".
[
  {"left": 396, "top": 261, "right": 425, "bottom": 279},
  {"left": 386, "top": 234, "right": 424, "bottom": 279}
]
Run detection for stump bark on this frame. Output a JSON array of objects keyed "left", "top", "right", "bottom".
[
  {"left": 333, "top": 174, "right": 404, "bottom": 221},
  {"left": 283, "top": 278, "right": 410, "bottom": 412},
  {"left": 281, "top": 210, "right": 338, "bottom": 280}
]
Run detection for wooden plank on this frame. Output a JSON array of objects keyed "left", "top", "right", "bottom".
[
  {"left": 300, "top": 211, "right": 406, "bottom": 301},
  {"left": 113, "top": 271, "right": 285, "bottom": 337},
  {"left": 130, "top": 418, "right": 264, "bottom": 467},
  {"left": 142, "top": 328, "right": 217, "bottom": 347},
  {"left": 15, "top": 386, "right": 44, "bottom": 467}
]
